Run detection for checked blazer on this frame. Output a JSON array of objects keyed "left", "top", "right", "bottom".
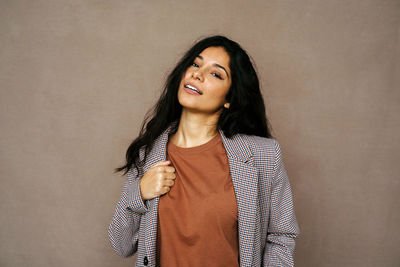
[{"left": 108, "top": 122, "right": 300, "bottom": 267}]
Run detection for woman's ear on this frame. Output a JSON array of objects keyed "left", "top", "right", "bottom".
[{"left": 224, "top": 102, "right": 230, "bottom": 109}]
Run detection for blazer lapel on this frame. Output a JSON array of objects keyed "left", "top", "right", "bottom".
[
  {"left": 141, "top": 125, "right": 171, "bottom": 266},
  {"left": 140, "top": 122, "right": 258, "bottom": 266},
  {"left": 219, "top": 129, "right": 259, "bottom": 266}
]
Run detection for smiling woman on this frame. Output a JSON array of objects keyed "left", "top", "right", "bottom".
[
  {"left": 178, "top": 46, "right": 232, "bottom": 116},
  {"left": 108, "top": 35, "right": 300, "bottom": 267}
]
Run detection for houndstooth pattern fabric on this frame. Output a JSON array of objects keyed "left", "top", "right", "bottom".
[{"left": 108, "top": 122, "right": 300, "bottom": 266}]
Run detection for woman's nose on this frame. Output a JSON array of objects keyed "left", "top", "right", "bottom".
[{"left": 192, "top": 69, "right": 203, "bottom": 81}]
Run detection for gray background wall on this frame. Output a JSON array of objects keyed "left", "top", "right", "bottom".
[{"left": 1, "top": 0, "right": 399, "bottom": 266}]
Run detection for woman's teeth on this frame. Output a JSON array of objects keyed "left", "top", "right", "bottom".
[{"left": 185, "top": 85, "right": 201, "bottom": 94}]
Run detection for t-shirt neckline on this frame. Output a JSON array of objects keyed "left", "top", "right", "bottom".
[{"left": 167, "top": 133, "right": 221, "bottom": 154}]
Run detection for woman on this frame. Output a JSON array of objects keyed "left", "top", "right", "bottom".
[{"left": 108, "top": 35, "right": 300, "bottom": 267}]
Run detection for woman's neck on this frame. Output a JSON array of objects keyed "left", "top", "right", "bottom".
[{"left": 169, "top": 109, "right": 220, "bottom": 148}]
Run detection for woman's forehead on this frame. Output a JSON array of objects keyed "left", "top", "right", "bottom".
[{"left": 197, "top": 47, "right": 231, "bottom": 75}]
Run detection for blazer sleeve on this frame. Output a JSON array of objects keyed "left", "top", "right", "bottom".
[
  {"left": 263, "top": 140, "right": 300, "bottom": 267},
  {"left": 108, "top": 166, "right": 149, "bottom": 257}
]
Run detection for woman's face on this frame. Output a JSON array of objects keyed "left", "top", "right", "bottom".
[{"left": 177, "top": 46, "right": 232, "bottom": 114}]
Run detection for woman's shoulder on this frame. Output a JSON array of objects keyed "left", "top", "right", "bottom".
[
  {"left": 238, "top": 134, "right": 281, "bottom": 159},
  {"left": 239, "top": 134, "right": 278, "bottom": 149}
]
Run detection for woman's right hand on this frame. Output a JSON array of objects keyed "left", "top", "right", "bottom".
[{"left": 139, "top": 160, "right": 176, "bottom": 200}]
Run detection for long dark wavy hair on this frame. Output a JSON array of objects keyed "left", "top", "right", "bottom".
[{"left": 115, "top": 35, "right": 273, "bottom": 175}]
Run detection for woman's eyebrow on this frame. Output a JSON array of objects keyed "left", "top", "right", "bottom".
[{"left": 196, "top": 55, "right": 230, "bottom": 78}]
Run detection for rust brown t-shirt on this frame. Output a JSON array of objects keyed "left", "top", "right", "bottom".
[{"left": 156, "top": 132, "right": 239, "bottom": 267}]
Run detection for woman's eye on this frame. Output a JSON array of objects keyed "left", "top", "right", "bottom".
[
  {"left": 212, "top": 73, "right": 222, "bottom": 79},
  {"left": 192, "top": 62, "right": 199, "bottom": 67}
]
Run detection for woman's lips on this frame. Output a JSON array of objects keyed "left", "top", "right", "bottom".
[
  {"left": 184, "top": 83, "right": 202, "bottom": 95},
  {"left": 184, "top": 86, "right": 201, "bottom": 95}
]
